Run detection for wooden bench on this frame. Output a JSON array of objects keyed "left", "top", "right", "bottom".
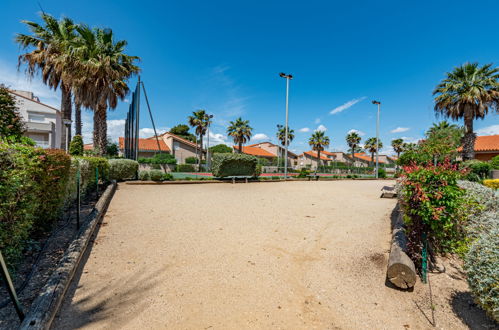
[
  {"left": 226, "top": 176, "right": 253, "bottom": 184},
  {"left": 307, "top": 174, "right": 320, "bottom": 181}
]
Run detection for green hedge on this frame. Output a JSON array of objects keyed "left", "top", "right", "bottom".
[
  {"left": 109, "top": 159, "right": 138, "bottom": 181},
  {"left": 211, "top": 153, "right": 257, "bottom": 178},
  {"left": 176, "top": 164, "right": 195, "bottom": 172},
  {"left": 138, "top": 153, "right": 176, "bottom": 165},
  {"left": 139, "top": 170, "right": 173, "bottom": 181},
  {"left": 462, "top": 160, "right": 492, "bottom": 181}
]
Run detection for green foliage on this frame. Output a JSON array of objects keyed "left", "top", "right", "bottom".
[
  {"left": 185, "top": 156, "right": 197, "bottom": 164},
  {"left": 276, "top": 124, "right": 294, "bottom": 146},
  {"left": 400, "top": 161, "right": 468, "bottom": 270},
  {"left": 138, "top": 170, "right": 173, "bottom": 181},
  {"left": 209, "top": 144, "right": 232, "bottom": 154},
  {"left": 227, "top": 117, "right": 253, "bottom": 148},
  {"left": 169, "top": 124, "right": 196, "bottom": 142},
  {"left": 138, "top": 153, "right": 176, "bottom": 165},
  {"left": 106, "top": 140, "right": 119, "bottom": 157},
  {"left": 462, "top": 160, "right": 492, "bottom": 181},
  {"left": 464, "top": 228, "right": 499, "bottom": 322},
  {"left": 211, "top": 153, "right": 257, "bottom": 178},
  {"left": 377, "top": 168, "right": 386, "bottom": 178},
  {"left": 255, "top": 164, "right": 262, "bottom": 177},
  {"left": 176, "top": 164, "right": 195, "bottom": 172},
  {"left": 490, "top": 155, "right": 499, "bottom": 169},
  {"left": 138, "top": 170, "right": 150, "bottom": 181},
  {"left": 297, "top": 168, "right": 311, "bottom": 178},
  {"left": 69, "top": 135, "right": 84, "bottom": 156},
  {"left": 108, "top": 159, "right": 138, "bottom": 181},
  {"left": 162, "top": 173, "right": 173, "bottom": 181},
  {"left": 0, "top": 86, "right": 25, "bottom": 141},
  {"left": 149, "top": 169, "right": 164, "bottom": 181}
]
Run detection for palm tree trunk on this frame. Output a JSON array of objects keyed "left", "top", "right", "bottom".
[
  {"left": 199, "top": 133, "right": 204, "bottom": 171},
  {"left": 93, "top": 101, "right": 108, "bottom": 156},
  {"left": 75, "top": 103, "right": 82, "bottom": 136},
  {"left": 315, "top": 150, "right": 321, "bottom": 175},
  {"left": 238, "top": 141, "right": 242, "bottom": 153},
  {"left": 371, "top": 152, "right": 374, "bottom": 166},
  {"left": 462, "top": 110, "right": 476, "bottom": 160},
  {"left": 60, "top": 82, "right": 73, "bottom": 149}
]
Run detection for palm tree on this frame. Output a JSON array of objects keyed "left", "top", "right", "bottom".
[
  {"left": 276, "top": 124, "right": 295, "bottom": 146},
  {"left": 364, "top": 137, "right": 383, "bottom": 165},
  {"left": 74, "top": 103, "right": 82, "bottom": 136},
  {"left": 70, "top": 26, "right": 139, "bottom": 154},
  {"left": 227, "top": 117, "right": 252, "bottom": 153},
  {"left": 433, "top": 63, "right": 499, "bottom": 160},
  {"left": 346, "top": 132, "right": 361, "bottom": 162},
  {"left": 188, "top": 110, "right": 211, "bottom": 166},
  {"left": 16, "top": 13, "right": 77, "bottom": 149},
  {"left": 309, "top": 131, "right": 330, "bottom": 174},
  {"left": 427, "top": 121, "right": 458, "bottom": 136},
  {"left": 391, "top": 138, "right": 404, "bottom": 158}
]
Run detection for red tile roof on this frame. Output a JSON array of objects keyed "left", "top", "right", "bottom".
[
  {"left": 457, "top": 134, "right": 499, "bottom": 152},
  {"left": 84, "top": 143, "right": 93, "bottom": 150},
  {"left": 303, "top": 151, "right": 332, "bottom": 161},
  {"left": 118, "top": 137, "right": 170, "bottom": 152},
  {"left": 233, "top": 146, "right": 276, "bottom": 157}
]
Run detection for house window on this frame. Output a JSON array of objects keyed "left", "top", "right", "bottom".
[{"left": 28, "top": 113, "right": 46, "bottom": 123}]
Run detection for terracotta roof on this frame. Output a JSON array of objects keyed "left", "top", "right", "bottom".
[
  {"left": 118, "top": 137, "right": 170, "bottom": 152},
  {"left": 457, "top": 134, "right": 499, "bottom": 152},
  {"left": 353, "top": 153, "right": 387, "bottom": 163},
  {"left": 303, "top": 151, "right": 332, "bottom": 161},
  {"left": 233, "top": 146, "right": 276, "bottom": 157},
  {"left": 84, "top": 143, "right": 93, "bottom": 150},
  {"left": 247, "top": 141, "right": 298, "bottom": 158}
]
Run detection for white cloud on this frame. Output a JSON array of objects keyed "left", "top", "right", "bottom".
[
  {"left": 401, "top": 136, "right": 421, "bottom": 144},
  {"left": 139, "top": 126, "right": 169, "bottom": 138},
  {"left": 299, "top": 127, "right": 310, "bottom": 133},
  {"left": 252, "top": 133, "right": 269, "bottom": 141},
  {"left": 314, "top": 118, "right": 321, "bottom": 124},
  {"left": 390, "top": 127, "right": 410, "bottom": 133},
  {"left": 107, "top": 119, "right": 126, "bottom": 142},
  {"left": 476, "top": 124, "right": 499, "bottom": 136},
  {"left": 347, "top": 129, "right": 365, "bottom": 136},
  {"left": 315, "top": 124, "right": 327, "bottom": 132},
  {"left": 330, "top": 97, "right": 366, "bottom": 115},
  {"left": 207, "top": 131, "right": 229, "bottom": 145}
]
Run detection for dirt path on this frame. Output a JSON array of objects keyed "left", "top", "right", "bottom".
[{"left": 53, "top": 181, "right": 485, "bottom": 329}]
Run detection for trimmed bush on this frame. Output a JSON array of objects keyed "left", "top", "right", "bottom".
[
  {"left": 149, "top": 169, "right": 164, "bottom": 181},
  {"left": 491, "top": 155, "right": 499, "bottom": 170},
  {"left": 109, "top": 159, "right": 138, "bottom": 181},
  {"left": 176, "top": 164, "right": 195, "bottom": 172},
  {"left": 464, "top": 228, "right": 499, "bottom": 322},
  {"left": 139, "top": 170, "right": 150, "bottom": 181},
  {"left": 138, "top": 153, "right": 176, "bottom": 165},
  {"left": 297, "top": 168, "right": 311, "bottom": 178},
  {"left": 463, "top": 160, "right": 492, "bottom": 181},
  {"left": 378, "top": 168, "right": 387, "bottom": 178},
  {"left": 162, "top": 173, "right": 174, "bottom": 181},
  {"left": 185, "top": 156, "right": 197, "bottom": 164},
  {"left": 211, "top": 153, "right": 257, "bottom": 178},
  {"left": 483, "top": 179, "right": 499, "bottom": 190},
  {"left": 69, "top": 135, "right": 84, "bottom": 156}
]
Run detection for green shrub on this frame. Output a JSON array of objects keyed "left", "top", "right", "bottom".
[
  {"left": 0, "top": 86, "right": 25, "bottom": 141},
  {"left": 255, "top": 164, "right": 262, "bottom": 177},
  {"left": 185, "top": 156, "right": 197, "bottom": 164},
  {"left": 491, "top": 155, "right": 499, "bottom": 170},
  {"left": 69, "top": 135, "right": 84, "bottom": 156},
  {"left": 377, "top": 168, "right": 386, "bottom": 178},
  {"left": 176, "top": 164, "right": 195, "bottom": 172},
  {"left": 149, "top": 170, "right": 164, "bottom": 181},
  {"left": 139, "top": 170, "right": 150, "bottom": 181},
  {"left": 297, "top": 168, "right": 311, "bottom": 178},
  {"left": 109, "top": 159, "right": 138, "bottom": 181},
  {"left": 458, "top": 180, "right": 499, "bottom": 213},
  {"left": 162, "top": 173, "right": 173, "bottom": 181},
  {"left": 463, "top": 160, "right": 492, "bottom": 181},
  {"left": 211, "top": 153, "right": 257, "bottom": 178},
  {"left": 138, "top": 153, "right": 176, "bottom": 165},
  {"left": 464, "top": 228, "right": 499, "bottom": 322}
]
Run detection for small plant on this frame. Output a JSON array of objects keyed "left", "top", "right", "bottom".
[
  {"left": 109, "top": 159, "right": 138, "bottom": 181},
  {"left": 139, "top": 170, "right": 150, "bottom": 181},
  {"left": 377, "top": 168, "right": 386, "bottom": 178},
  {"left": 490, "top": 155, "right": 499, "bottom": 170},
  {"left": 176, "top": 164, "right": 195, "bottom": 172},
  {"left": 297, "top": 168, "right": 310, "bottom": 178},
  {"left": 162, "top": 173, "right": 174, "bottom": 181},
  {"left": 462, "top": 160, "right": 492, "bottom": 181},
  {"left": 185, "top": 156, "right": 197, "bottom": 164},
  {"left": 149, "top": 170, "right": 164, "bottom": 181},
  {"left": 483, "top": 179, "right": 499, "bottom": 190},
  {"left": 69, "top": 135, "right": 84, "bottom": 156}
]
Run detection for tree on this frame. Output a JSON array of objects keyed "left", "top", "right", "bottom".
[
  {"left": 309, "top": 131, "right": 330, "bottom": 173},
  {"left": 433, "top": 63, "right": 499, "bottom": 160},
  {"left": 427, "top": 121, "right": 458, "bottom": 136},
  {"left": 227, "top": 117, "right": 252, "bottom": 153},
  {"left": 0, "top": 86, "right": 25, "bottom": 141},
  {"left": 346, "top": 132, "right": 361, "bottom": 161},
  {"left": 69, "top": 135, "right": 84, "bottom": 156},
  {"left": 209, "top": 144, "right": 232, "bottom": 153},
  {"left": 16, "top": 13, "right": 78, "bottom": 149},
  {"left": 364, "top": 137, "right": 383, "bottom": 165},
  {"left": 106, "top": 140, "right": 119, "bottom": 157},
  {"left": 391, "top": 138, "right": 404, "bottom": 158},
  {"left": 276, "top": 124, "right": 295, "bottom": 146},
  {"left": 70, "top": 25, "right": 139, "bottom": 155},
  {"left": 188, "top": 110, "right": 211, "bottom": 166},
  {"left": 170, "top": 124, "right": 196, "bottom": 142}
]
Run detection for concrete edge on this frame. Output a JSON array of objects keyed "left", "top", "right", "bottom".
[
  {"left": 20, "top": 181, "right": 117, "bottom": 330},
  {"left": 125, "top": 178, "right": 395, "bottom": 185}
]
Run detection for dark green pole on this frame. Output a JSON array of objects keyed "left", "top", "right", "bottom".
[
  {"left": 0, "top": 250, "right": 24, "bottom": 321},
  {"left": 76, "top": 168, "right": 81, "bottom": 230},
  {"left": 95, "top": 167, "right": 99, "bottom": 197}
]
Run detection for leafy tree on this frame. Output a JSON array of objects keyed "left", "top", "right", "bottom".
[
  {"left": 364, "top": 137, "right": 383, "bottom": 165},
  {"left": 276, "top": 124, "right": 295, "bottom": 146},
  {"left": 170, "top": 124, "right": 196, "bottom": 142},
  {"left": 346, "top": 132, "right": 361, "bottom": 160},
  {"left": 69, "top": 135, "right": 84, "bottom": 156},
  {"left": 106, "top": 140, "right": 119, "bottom": 157},
  {"left": 209, "top": 144, "right": 232, "bottom": 153},
  {"left": 227, "top": 117, "right": 252, "bottom": 153},
  {"left": 309, "top": 131, "right": 330, "bottom": 173},
  {"left": 391, "top": 138, "right": 404, "bottom": 158},
  {"left": 188, "top": 110, "right": 211, "bottom": 165},
  {"left": 0, "top": 86, "right": 25, "bottom": 141},
  {"left": 433, "top": 63, "right": 499, "bottom": 160}
]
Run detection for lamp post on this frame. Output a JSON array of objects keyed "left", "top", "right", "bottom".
[
  {"left": 279, "top": 72, "right": 293, "bottom": 180},
  {"left": 372, "top": 100, "right": 381, "bottom": 179},
  {"left": 206, "top": 114, "right": 214, "bottom": 171},
  {"left": 62, "top": 119, "right": 72, "bottom": 152}
]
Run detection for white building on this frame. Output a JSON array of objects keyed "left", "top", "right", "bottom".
[{"left": 9, "top": 90, "right": 62, "bottom": 149}]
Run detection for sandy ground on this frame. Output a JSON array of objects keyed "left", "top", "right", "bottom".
[{"left": 52, "top": 181, "right": 493, "bottom": 330}]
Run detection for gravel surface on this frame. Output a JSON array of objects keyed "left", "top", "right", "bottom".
[{"left": 52, "top": 181, "right": 495, "bottom": 329}]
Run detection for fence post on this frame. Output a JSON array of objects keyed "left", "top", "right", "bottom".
[
  {"left": 76, "top": 167, "right": 81, "bottom": 231},
  {"left": 95, "top": 167, "right": 99, "bottom": 197},
  {"left": 0, "top": 250, "right": 24, "bottom": 321}
]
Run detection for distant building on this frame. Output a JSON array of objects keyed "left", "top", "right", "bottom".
[
  {"left": 9, "top": 90, "right": 62, "bottom": 149},
  {"left": 298, "top": 151, "right": 333, "bottom": 169},
  {"left": 457, "top": 135, "right": 499, "bottom": 161},
  {"left": 234, "top": 141, "right": 299, "bottom": 166},
  {"left": 118, "top": 137, "right": 169, "bottom": 158}
]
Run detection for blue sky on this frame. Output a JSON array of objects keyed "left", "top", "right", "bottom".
[{"left": 1, "top": 0, "right": 499, "bottom": 154}]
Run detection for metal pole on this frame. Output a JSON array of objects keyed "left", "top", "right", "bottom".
[
  {"left": 284, "top": 77, "right": 290, "bottom": 180},
  {"left": 135, "top": 77, "right": 141, "bottom": 161},
  {"left": 76, "top": 168, "right": 80, "bottom": 230},
  {"left": 206, "top": 122, "right": 210, "bottom": 171},
  {"left": 375, "top": 102, "right": 380, "bottom": 179},
  {"left": 0, "top": 250, "right": 24, "bottom": 321}
]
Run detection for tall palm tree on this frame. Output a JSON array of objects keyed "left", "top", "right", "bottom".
[
  {"left": 391, "top": 138, "right": 404, "bottom": 158},
  {"left": 364, "top": 137, "right": 383, "bottom": 165},
  {"left": 74, "top": 103, "right": 82, "bottom": 136},
  {"left": 227, "top": 117, "right": 252, "bottom": 153},
  {"left": 16, "top": 13, "right": 77, "bottom": 149},
  {"left": 70, "top": 26, "right": 139, "bottom": 154},
  {"left": 188, "top": 110, "right": 211, "bottom": 165},
  {"left": 309, "top": 131, "right": 330, "bottom": 174},
  {"left": 346, "top": 132, "right": 361, "bottom": 161},
  {"left": 427, "top": 121, "right": 458, "bottom": 136},
  {"left": 433, "top": 63, "right": 499, "bottom": 160},
  {"left": 276, "top": 124, "right": 295, "bottom": 146}
]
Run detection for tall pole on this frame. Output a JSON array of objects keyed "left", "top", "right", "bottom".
[
  {"left": 372, "top": 100, "right": 381, "bottom": 179},
  {"left": 284, "top": 77, "right": 290, "bottom": 180},
  {"left": 135, "top": 77, "right": 141, "bottom": 161}
]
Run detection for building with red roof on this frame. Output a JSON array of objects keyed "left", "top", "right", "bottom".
[{"left": 457, "top": 134, "right": 499, "bottom": 161}]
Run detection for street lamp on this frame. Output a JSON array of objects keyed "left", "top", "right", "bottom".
[
  {"left": 372, "top": 100, "right": 381, "bottom": 179},
  {"left": 206, "top": 114, "right": 214, "bottom": 171},
  {"left": 279, "top": 72, "right": 293, "bottom": 180}
]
